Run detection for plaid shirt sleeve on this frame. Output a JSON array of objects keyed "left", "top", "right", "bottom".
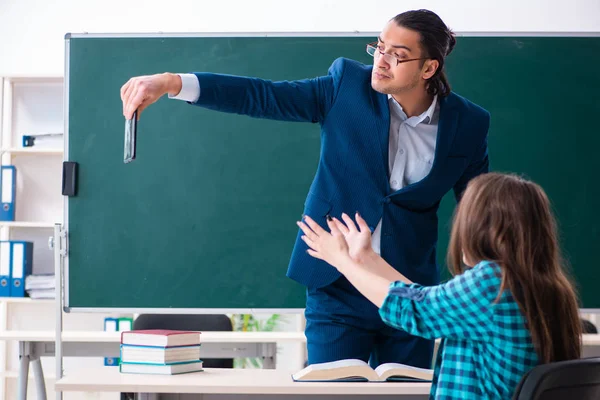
[{"left": 379, "top": 262, "right": 502, "bottom": 340}]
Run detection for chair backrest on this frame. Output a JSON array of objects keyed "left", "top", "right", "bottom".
[
  {"left": 581, "top": 318, "right": 598, "bottom": 334},
  {"left": 513, "top": 357, "right": 600, "bottom": 400},
  {"left": 133, "top": 314, "right": 234, "bottom": 368}
]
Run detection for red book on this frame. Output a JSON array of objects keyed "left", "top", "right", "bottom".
[{"left": 120, "top": 330, "right": 201, "bottom": 347}]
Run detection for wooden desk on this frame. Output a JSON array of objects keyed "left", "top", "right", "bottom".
[
  {"left": 55, "top": 367, "right": 431, "bottom": 400},
  {"left": 0, "top": 330, "right": 306, "bottom": 400}
]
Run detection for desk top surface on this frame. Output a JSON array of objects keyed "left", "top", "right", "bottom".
[
  {"left": 55, "top": 367, "right": 431, "bottom": 395},
  {"left": 0, "top": 330, "right": 307, "bottom": 343}
]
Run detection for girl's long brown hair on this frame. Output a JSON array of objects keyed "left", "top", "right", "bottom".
[{"left": 448, "top": 173, "right": 581, "bottom": 363}]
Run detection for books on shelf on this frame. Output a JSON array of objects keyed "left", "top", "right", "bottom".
[
  {"left": 292, "top": 359, "right": 434, "bottom": 382},
  {"left": 119, "top": 329, "right": 203, "bottom": 375}
]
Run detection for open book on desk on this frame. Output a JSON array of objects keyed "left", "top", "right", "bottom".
[{"left": 292, "top": 359, "right": 433, "bottom": 382}]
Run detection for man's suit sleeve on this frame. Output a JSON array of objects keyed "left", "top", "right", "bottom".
[
  {"left": 189, "top": 59, "right": 344, "bottom": 124},
  {"left": 453, "top": 112, "right": 490, "bottom": 202}
]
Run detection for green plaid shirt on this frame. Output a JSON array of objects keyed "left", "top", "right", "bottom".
[{"left": 379, "top": 260, "right": 539, "bottom": 399}]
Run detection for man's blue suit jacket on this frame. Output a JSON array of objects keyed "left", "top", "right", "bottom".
[{"left": 192, "top": 57, "right": 490, "bottom": 289}]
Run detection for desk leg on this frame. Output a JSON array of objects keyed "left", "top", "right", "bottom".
[
  {"left": 31, "top": 357, "right": 47, "bottom": 400},
  {"left": 261, "top": 343, "right": 276, "bottom": 369},
  {"left": 18, "top": 342, "right": 30, "bottom": 400}
]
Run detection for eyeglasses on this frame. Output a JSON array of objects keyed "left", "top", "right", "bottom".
[{"left": 366, "top": 42, "right": 427, "bottom": 66}]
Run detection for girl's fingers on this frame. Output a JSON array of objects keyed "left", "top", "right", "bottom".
[
  {"left": 297, "top": 221, "right": 319, "bottom": 241},
  {"left": 341, "top": 213, "right": 358, "bottom": 232},
  {"left": 303, "top": 216, "right": 327, "bottom": 236},
  {"left": 327, "top": 218, "right": 343, "bottom": 237},
  {"left": 332, "top": 218, "right": 350, "bottom": 235},
  {"left": 306, "top": 249, "right": 322, "bottom": 260},
  {"left": 355, "top": 212, "right": 370, "bottom": 234},
  {"left": 300, "top": 235, "right": 317, "bottom": 250}
]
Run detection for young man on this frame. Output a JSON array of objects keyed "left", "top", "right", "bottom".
[{"left": 121, "top": 9, "right": 490, "bottom": 369}]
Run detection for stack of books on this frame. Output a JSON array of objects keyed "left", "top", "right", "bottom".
[{"left": 119, "top": 329, "right": 203, "bottom": 375}]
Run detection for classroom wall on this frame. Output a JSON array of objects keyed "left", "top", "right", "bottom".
[{"left": 1, "top": 0, "right": 600, "bottom": 76}]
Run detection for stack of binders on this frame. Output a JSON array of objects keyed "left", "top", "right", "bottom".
[
  {"left": 0, "top": 165, "right": 35, "bottom": 298},
  {"left": 0, "top": 241, "right": 33, "bottom": 297},
  {"left": 119, "top": 329, "right": 203, "bottom": 375}
]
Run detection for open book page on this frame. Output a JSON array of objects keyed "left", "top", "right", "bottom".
[
  {"left": 374, "top": 363, "right": 434, "bottom": 381},
  {"left": 292, "top": 359, "right": 379, "bottom": 382}
]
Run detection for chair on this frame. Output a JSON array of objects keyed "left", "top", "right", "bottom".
[
  {"left": 512, "top": 357, "right": 600, "bottom": 400},
  {"left": 581, "top": 318, "right": 598, "bottom": 334},
  {"left": 132, "top": 314, "right": 234, "bottom": 368}
]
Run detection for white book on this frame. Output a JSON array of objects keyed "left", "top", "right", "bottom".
[
  {"left": 120, "top": 330, "right": 201, "bottom": 347},
  {"left": 292, "top": 359, "right": 433, "bottom": 382},
  {"left": 120, "top": 360, "right": 204, "bottom": 375},
  {"left": 120, "top": 344, "right": 201, "bottom": 364}
]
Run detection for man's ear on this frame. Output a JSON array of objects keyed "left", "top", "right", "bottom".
[{"left": 422, "top": 59, "right": 439, "bottom": 80}]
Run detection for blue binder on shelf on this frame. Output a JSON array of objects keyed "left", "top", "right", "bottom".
[
  {"left": 0, "top": 166, "right": 16, "bottom": 221},
  {"left": 104, "top": 317, "right": 120, "bottom": 366},
  {"left": 5, "top": 241, "right": 33, "bottom": 297},
  {"left": 0, "top": 242, "right": 11, "bottom": 297}
]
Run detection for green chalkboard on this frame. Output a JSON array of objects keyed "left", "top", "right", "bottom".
[{"left": 66, "top": 34, "right": 600, "bottom": 310}]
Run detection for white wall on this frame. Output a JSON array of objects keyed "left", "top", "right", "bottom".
[{"left": 1, "top": 0, "right": 599, "bottom": 76}]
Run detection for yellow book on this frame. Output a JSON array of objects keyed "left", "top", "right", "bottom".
[{"left": 292, "top": 359, "right": 433, "bottom": 382}]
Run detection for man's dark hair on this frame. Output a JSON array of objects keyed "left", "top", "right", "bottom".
[{"left": 392, "top": 9, "right": 456, "bottom": 97}]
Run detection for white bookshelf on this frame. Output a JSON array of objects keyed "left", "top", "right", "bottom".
[{"left": 0, "top": 75, "right": 62, "bottom": 399}]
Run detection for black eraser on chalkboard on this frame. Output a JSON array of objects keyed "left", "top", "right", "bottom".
[{"left": 62, "top": 161, "right": 78, "bottom": 196}]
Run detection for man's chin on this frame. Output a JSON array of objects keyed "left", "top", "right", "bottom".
[{"left": 371, "top": 80, "right": 391, "bottom": 95}]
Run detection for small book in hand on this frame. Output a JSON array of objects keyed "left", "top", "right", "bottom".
[
  {"left": 292, "top": 359, "right": 433, "bottom": 382},
  {"left": 121, "top": 330, "right": 201, "bottom": 347}
]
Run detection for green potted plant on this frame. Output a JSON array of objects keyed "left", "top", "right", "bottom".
[{"left": 230, "top": 314, "right": 285, "bottom": 368}]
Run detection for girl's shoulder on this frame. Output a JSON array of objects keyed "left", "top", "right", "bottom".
[
  {"left": 453, "top": 260, "right": 503, "bottom": 297},
  {"left": 470, "top": 260, "right": 503, "bottom": 277}
]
